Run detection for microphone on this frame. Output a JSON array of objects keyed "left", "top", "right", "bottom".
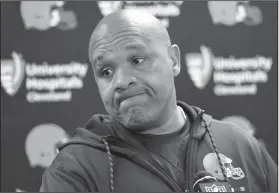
[{"left": 193, "top": 171, "right": 232, "bottom": 192}]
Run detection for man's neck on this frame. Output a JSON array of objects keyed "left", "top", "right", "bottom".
[{"left": 140, "top": 105, "right": 186, "bottom": 135}]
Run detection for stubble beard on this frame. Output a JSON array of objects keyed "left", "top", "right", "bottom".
[{"left": 115, "top": 106, "right": 149, "bottom": 131}]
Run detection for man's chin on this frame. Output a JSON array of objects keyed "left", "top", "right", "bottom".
[{"left": 116, "top": 106, "right": 148, "bottom": 129}]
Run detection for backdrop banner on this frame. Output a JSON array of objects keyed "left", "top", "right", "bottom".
[{"left": 1, "top": 1, "right": 277, "bottom": 192}]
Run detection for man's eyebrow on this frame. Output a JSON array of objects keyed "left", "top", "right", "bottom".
[
  {"left": 91, "top": 44, "right": 147, "bottom": 66},
  {"left": 92, "top": 55, "right": 104, "bottom": 68}
]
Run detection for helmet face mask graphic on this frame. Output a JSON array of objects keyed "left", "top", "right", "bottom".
[
  {"left": 20, "top": 1, "right": 77, "bottom": 31},
  {"left": 1, "top": 52, "right": 25, "bottom": 96},
  {"left": 185, "top": 45, "right": 213, "bottom": 89},
  {"left": 208, "top": 1, "right": 239, "bottom": 26},
  {"left": 25, "top": 123, "right": 69, "bottom": 168},
  {"left": 207, "top": 1, "right": 262, "bottom": 26},
  {"left": 203, "top": 153, "right": 245, "bottom": 180}
]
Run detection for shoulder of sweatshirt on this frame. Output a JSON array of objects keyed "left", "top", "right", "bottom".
[
  {"left": 49, "top": 141, "right": 110, "bottom": 172},
  {"left": 205, "top": 118, "right": 266, "bottom": 166},
  {"left": 41, "top": 142, "right": 110, "bottom": 191},
  {"left": 209, "top": 118, "right": 259, "bottom": 145},
  {"left": 203, "top": 118, "right": 277, "bottom": 192}
]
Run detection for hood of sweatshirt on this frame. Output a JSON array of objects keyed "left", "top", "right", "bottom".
[
  {"left": 58, "top": 101, "right": 213, "bottom": 191},
  {"left": 59, "top": 101, "right": 211, "bottom": 149}
]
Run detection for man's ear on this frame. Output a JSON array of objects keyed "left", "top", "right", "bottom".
[{"left": 169, "top": 44, "right": 181, "bottom": 77}]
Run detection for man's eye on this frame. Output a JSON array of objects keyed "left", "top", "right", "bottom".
[
  {"left": 132, "top": 58, "right": 145, "bottom": 65},
  {"left": 101, "top": 69, "right": 113, "bottom": 77}
]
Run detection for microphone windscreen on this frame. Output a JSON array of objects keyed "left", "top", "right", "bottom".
[
  {"left": 193, "top": 171, "right": 217, "bottom": 192},
  {"left": 193, "top": 171, "right": 215, "bottom": 182}
]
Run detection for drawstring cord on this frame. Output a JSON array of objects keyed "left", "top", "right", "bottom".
[
  {"left": 201, "top": 116, "right": 232, "bottom": 190},
  {"left": 102, "top": 137, "right": 115, "bottom": 192},
  {"left": 102, "top": 111, "right": 232, "bottom": 192}
]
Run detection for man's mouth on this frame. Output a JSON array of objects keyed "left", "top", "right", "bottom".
[
  {"left": 119, "top": 92, "right": 145, "bottom": 104},
  {"left": 115, "top": 88, "right": 146, "bottom": 108}
]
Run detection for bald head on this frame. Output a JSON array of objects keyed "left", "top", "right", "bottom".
[
  {"left": 88, "top": 9, "right": 171, "bottom": 65},
  {"left": 87, "top": 10, "right": 182, "bottom": 132}
]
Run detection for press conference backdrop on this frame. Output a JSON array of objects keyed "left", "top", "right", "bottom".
[{"left": 1, "top": 1, "right": 278, "bottom": 192}]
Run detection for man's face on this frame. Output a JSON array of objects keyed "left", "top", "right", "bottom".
[{"left": 91, "top": 33, "right": 177, "bottom": 131}]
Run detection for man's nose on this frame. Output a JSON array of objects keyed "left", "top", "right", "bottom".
[{"left": 114, "top": 68, "right": 138, "bottom": 93}]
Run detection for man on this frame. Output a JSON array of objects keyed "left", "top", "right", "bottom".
[{"left": 40, "top": 10, "right": 277, "bottom": 192}]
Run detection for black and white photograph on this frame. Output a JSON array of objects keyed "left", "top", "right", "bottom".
[{"left": 1, "top": 1, "right": 278, "bottom": 192}]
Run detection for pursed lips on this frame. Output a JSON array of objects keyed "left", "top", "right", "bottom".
[{"left": 115, "top": 89, "right": 146, "bottom": 108}]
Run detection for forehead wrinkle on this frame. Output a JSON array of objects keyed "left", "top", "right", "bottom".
[
  {"left": 95, "top": 25, "right": 147, "bottom": 42},
  {"left": 120, "top": 41, "right": 148, "bottom": 52},
  {"left": 90, "top": 31, "right": 169, "bottom": 65},
  {"left": 90, "top": 30, "right": 151, "bottom": 65},
  {"left": 91, "top": 34, "right": 148, "bottom": 66},
  {"left": 93, "top": 24, "right": 170, "bottom": 49},
  {"left": 103, "top": 34, "right": 149, "bottom": 52},
  {"left": 92, "top": 25, "right": 148, "bottom": 51},
  {"left": 89, "top": 11, "right": 172, "bottom": 65}
]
